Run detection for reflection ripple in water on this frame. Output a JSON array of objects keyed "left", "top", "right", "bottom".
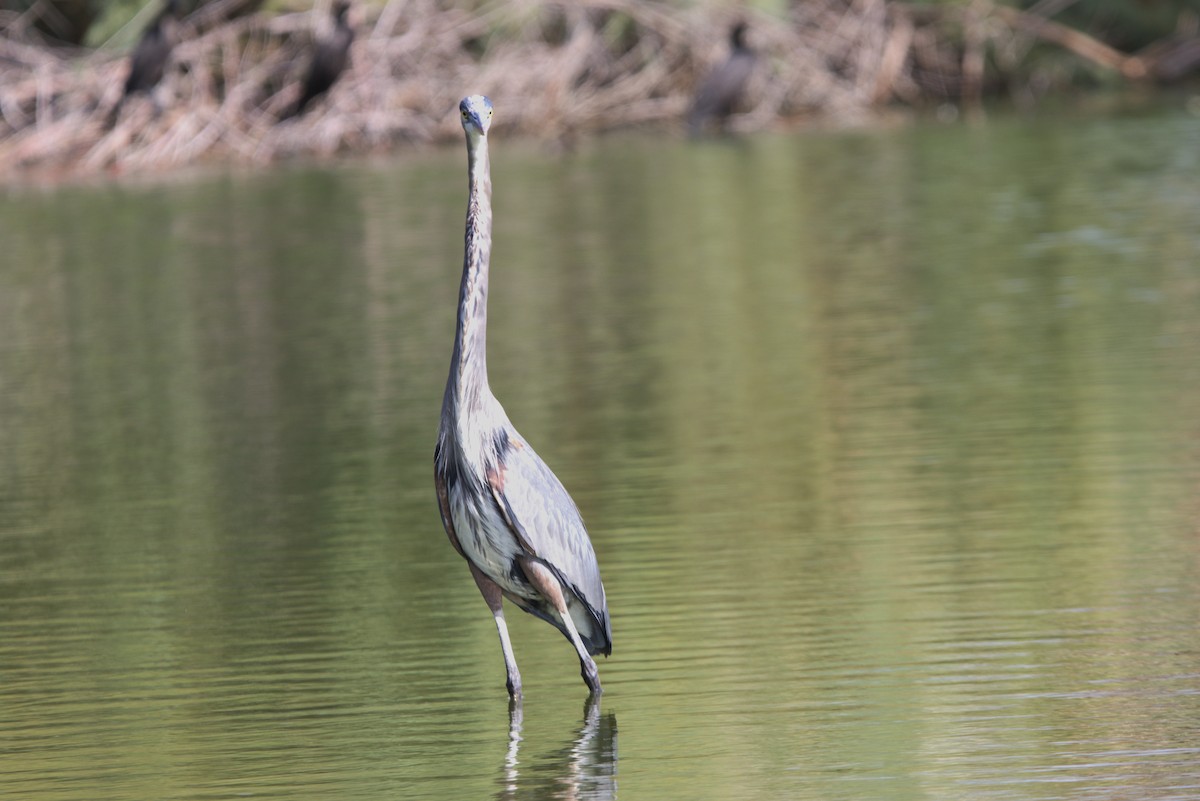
[{"left": 1, "top": 108, "right": 1199, "bottom": 800}]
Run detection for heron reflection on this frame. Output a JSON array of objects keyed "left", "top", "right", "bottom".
[{"left": 496, "top": 698, "right": 617, "bottom": 800}]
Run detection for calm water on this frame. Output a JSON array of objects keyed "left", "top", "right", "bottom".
[{"left": 2, "top": 107, "right": 1200, "bottom": 800}]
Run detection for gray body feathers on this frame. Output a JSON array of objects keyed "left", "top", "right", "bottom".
[{"left": 435, "top": 96, "right": 611, "bottom": 674}]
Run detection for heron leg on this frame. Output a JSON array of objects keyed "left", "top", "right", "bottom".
[
  {"left": 519, "top": 557, "right": 603, "bottom": 695},
  {"left": 470, "top": 562, "right": 522, "bottom": 697}
]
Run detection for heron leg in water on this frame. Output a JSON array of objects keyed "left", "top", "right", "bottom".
[
  {"left": 470, "top": 562, "right": 523, "bottom": 697},
  {"left": 519, "top": 557, "right": 603, "bottom": 695}
]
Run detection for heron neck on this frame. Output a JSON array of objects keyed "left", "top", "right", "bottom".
[{"left": 447, "top": 137, "right": 493, "bottom": 416}]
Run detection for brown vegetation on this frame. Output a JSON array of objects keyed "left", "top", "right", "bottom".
[{"left": 0, "top": 0, "right": 1193, "bottom": 179}]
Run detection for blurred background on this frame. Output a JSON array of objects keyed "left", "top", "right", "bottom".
[
  {"left": 2, "top": 0, "right": 1200, "bottom": 172},
  {"left": 2, "top": 2, "right": 1200, "bottom": 800}
]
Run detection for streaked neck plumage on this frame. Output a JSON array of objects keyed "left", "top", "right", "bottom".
[{"left": 443, "top": 132, "right": 493, "bottom": 436}]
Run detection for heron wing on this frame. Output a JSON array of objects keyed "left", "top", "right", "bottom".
[
  {"left": 433, "top": 456, "right": 465, "bottom": 558},
  {"left": 486, "top": 430, "right": 612, "bottom": 654}
]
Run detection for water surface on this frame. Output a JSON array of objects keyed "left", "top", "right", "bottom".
[{"left": 2, "top": 107, "right": 1200, "bottom": 800}]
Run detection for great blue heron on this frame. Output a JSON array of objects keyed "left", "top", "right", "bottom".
[
  {"left": 434, "top": 96, "right": 612, "bottom": 697},
  {"left": 687, "top": 21, "right": 756, "bottom": 136},
  {"left": 284, "top": 1, "right": 355, "bottom": 119}
]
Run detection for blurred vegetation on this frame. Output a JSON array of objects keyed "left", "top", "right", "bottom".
[
  {"left": 8, "top": 0, "right": 1200, "bottom": 50},
  {"left": 2, "top": 0, "right": 267, "bottom": 46},
  {"left": 1044, "top": 0, "right": 1200, "bottom": 50},
  {"left": 87, "top": 0, "right": 201, "bottom": 47},
  {"left": 1, "top": 0, "right": 1198, "bottom": 177}
]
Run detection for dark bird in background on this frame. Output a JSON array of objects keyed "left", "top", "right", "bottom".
[
  {"left": 435, "top": 95, "right": 613, "bottom": 698},
  {"left": 108, "top": 0, "right": 182, "bottom": 125},
  {"left": 688, "top": 21, "right": 757, "bottom": 136},
  {"left": 284, "top": 1, "right": 355, "bottom": 119},
  {"left": 122, "top": 0, "right": 182, "bottom": 99}
]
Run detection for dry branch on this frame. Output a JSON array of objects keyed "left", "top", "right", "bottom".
[
  {"left": 0, "top": 0, "right": 1172, "bottom": 179},
  {"left": 987, "top": 2, "right": 1147, "bottom": 78}
]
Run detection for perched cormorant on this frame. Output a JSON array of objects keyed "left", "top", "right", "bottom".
[
  {"left": 123, "top": 0, "right": 182, "bottom": 98},
  {"left": 687, "top": 21, "right": 756, "bottom": 136},
  {"left": 284, "top": 1, "right": 355, "bottom": 119},
  {"left": 107, "top": 0, "right": 182, "bottom": 127}
]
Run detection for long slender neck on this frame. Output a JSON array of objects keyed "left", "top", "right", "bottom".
[{"left": 445, "top": 135, "right": 493, "bottom": 421}]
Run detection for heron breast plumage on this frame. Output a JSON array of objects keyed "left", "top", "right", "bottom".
[{"left": 446, "top": 465, "right": 532, "bottom": 598}]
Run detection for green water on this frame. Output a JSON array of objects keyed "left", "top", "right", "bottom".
[{"left": 2, "top": 108, "right": 1199, "bottom": 800}]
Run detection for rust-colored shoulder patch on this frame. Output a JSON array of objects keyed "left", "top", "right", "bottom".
[{"left": 486, "top": 463, "right": 506, "bottom": 492}]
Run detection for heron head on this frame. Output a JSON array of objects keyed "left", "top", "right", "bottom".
[{"left": 459, "top": 95, "right": 494, "bottom": 140}]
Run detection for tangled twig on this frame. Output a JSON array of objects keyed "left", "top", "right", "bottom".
[{"left": 0, "top": 0, "right": 1181, "bottom": 179}]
